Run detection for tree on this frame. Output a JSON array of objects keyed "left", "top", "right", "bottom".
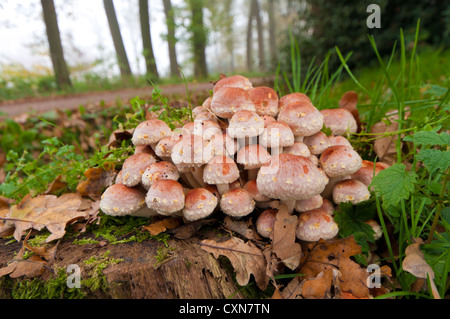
[
  {"left": 246, "top": 0, "right": 265, "bottom": 72},
  {"left": 162, "top": 0, "right": 179, "bottom": 78},
  {"left": 40, "top": 0, "right": 72, "bottom": 90},
  {"left": 267, "top": 0, "right": 277, "bottom": 66},
  {"left": 139, "top": 0, "right": 158, "bottom": 79},
  {"left": 103, "top": 0, "right": 132, "bottom": 79},
  {"left": 187, "top": 0, "right": 208, "bottom": 78}
]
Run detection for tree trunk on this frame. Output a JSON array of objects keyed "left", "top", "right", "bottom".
[
  {"left": 246, "top": 0, "right": 256, "bottom": 72},
  {"left": 188, "top": 0, "right": 208, "bottom": 79},
  {"left": 103, "top": 0, "right": 132, "bottom": 80},
  {"left": 139, "top": 0, "right": 159, "bottom": 79},
  {"left": 267, "top": 0, "right": 277, "bottom": 66},
  {"left": 254, "top": 0, "right": 265, "bottom": 71},
  {"left": 162, "top": 0, "right": 180, "bottom": 78},
  {"left": 40, "top": 0, "right": 72, "bottom": 90}
]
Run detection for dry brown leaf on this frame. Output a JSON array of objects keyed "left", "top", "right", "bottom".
[
  {"left": 222, "top": 215, "right": 262, "bottom": 240},
  {"left": 200, "top": 236, "right": 268, "bottom": 290},
  {"left": 1, "top": 193, "right": 94, "bottom": 242},
  {"left": 301, "top": 269, "right": 333, "bottom": 299},
  {"left": 143, "top": 217, "right": 181, "bottom": 236},
  {"left": 339, "top": 91, "right": 361, "bottom": 132},
  {"left": 76, "top": 163, "right": 116, "bottom": 199},
  {"left": 299, "top": 236, "right": 370, "bottom": 298},
  {"left": 280, "top": 275, "right": 303, "bottom": 299},
  {"left": 271, "top": 205, "right": 302, "bottom": 270},
  {"left": 45, "top": 175, "right": 67, "bottom": 195}
]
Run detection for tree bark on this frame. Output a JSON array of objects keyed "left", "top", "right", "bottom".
[
  {"left": 254, "top": 0, "right": 265, "bottom": 71},
  {"left": 188, "top": 0, "right": 208, "bottom": 79},
  {"left": 40, "top": 0, "right": 72, "bottom": 90},
  {"left": 139, "top": 0, "right": 159, "bottom": 79},
  {"left": 103, "top": 0, "right": 132, "bottom": 80},
  {"left": 267, "top": 0, "right": 277, "bottom": 65},
  {"left": 162, "top": 0, "right": 179, "bottom": 78},
  {"left": 246, "top": 0, "right": 256, "bottom": 72}
]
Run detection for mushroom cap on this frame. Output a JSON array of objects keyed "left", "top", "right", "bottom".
[
  {"left": 236, "top": 144, "right": 271, "bottom": 169},
  {"left": 227, "top": 110, "right": 264, "bottom": 138},
  {"left": 121, "top": 152, "right": 157, "bottom": 187},
  {"left": 248, "top": 86, "right": 279, "bottom": 117},
  {"left": 192, "top": 106, "right": 205, "bottom": 117},
  {"left": 320, "top": 108, "right": 357, "bottom": 136},
  {"left": 194, "top": 111, "right": 218, "bottom": 123},
  {"left": 283, "top": 141, "right": 311, "bottom": 157},
  {"left": 219, "top": 188, "right": 255, "bottom": 217},
  {"left": 202, "top": 96, "right": 212, "bottom": 110},
  {"left": 303, "top": 131, "right": 331, "bottom": 155},
  {"left": 141, "top": 161, "right": 180, "bottom": 190},
  {"left": 203, "top": 155, "right": 240, "bottom": 185},
  {"left": 332, "top": 179, "right": 370, "bottom": 205},
  {"left": 320, "top": 198, "right": 335, "bottom": 215},
  {"left": 183, "top": 188, "right": 218, "bottom": 221},
  {"left": 155, "top": 136, "right": 182, "bottom": 158},
  {"left": 213, "top": 74, "right": 253, "bottom": 94},
  {"left": 259, "top": 121, "right": 295, "bottom": 148},
  {"left": 294, "top": 194, "right": 324, "bottom": 213},
  {"left": 261, "top": 114, "right": 277, "bottom": 126},
  {"left": 181, "top": 122, "right": 196, "bottom": 135},
  {"left": 278, "top": 92, "right": 311, "bottom": 111},
  {"left": 204, "top": 133, "right": 238, "bottom": 157},
  {"left": 145, "top": 180, "right": 185, "bottom": 215},
  {"left": 277, "top": 102, "right": 323, "bottom": 137},
  {"left": 328, "top": 135, "right": 353, "bottom": 148},
  {"left": 296, "top": 209, "right": 339, "bottom": 242},
  {"left": 210, "top": 87, "right": 256, "bottom": 119},
  {"left": 171, "top": 134, "right": 213, "bottom": 168},
  {"left": 100, "top": 184, "right": 146, "bottom": 216},
  {"left": 255, "top": 209, "right": 278, "bottom": 238},
  {"left": 308, "top": 154, "right": 319, "bottom": 166},
  {"left": 243, "top": 179, "right": 270, "bottom": 202},
  {"left": 365, "top": 219, "right": 382, "bottom": 240},
  {"left": 131, "top": 119, "right": 172, "bottom": 146},
  {"left": 256, "top": 153, "right": 329, "bottom": 201},
  {"left": 193, "top": 120, "right": 222, "bottom": 140},
  {"left": 350, "top": 160, "right": 389, "bottom": 187},
  {"left": 319, "top": 145, "right": 362, "bottom": 178}
]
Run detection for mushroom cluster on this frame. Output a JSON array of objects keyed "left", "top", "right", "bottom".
[{"left": 100, "top": 74, "right": 388, "bottom": 243}]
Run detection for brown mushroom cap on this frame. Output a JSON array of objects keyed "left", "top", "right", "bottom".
[
  {"left": 171, "top": 134, "right": 212, "bottom": 168},
  {"left": 365, "top": 219, "right": 382, "bottom": 240},
  {"left": 261, "top": 114, "right": 277, "bottom": 126},
  {"left": 145, "top": 180, "right": 185, "bottom": 215},
  {"left": 283, "top": 141, "right": 311, "bottom": 157},
  {"left": 183, "top": 188, "right": 218, "bottom": 221},
  {"left": 155, "top": 136, "right": 182, "bottom": 158},
  {"left": 319, "top": 198, "right": 335, "bottom": 215},
  {"left": 294, "top": 194, "right": 324, "bottom": 213},
  {"left": 259, "top": 121, "right": 295, "bottom": 149},
  {"left": 256, "top": 153, "right": 329, "bottom": 201},
  {"left": 210, "top": 87, "right": 256, "bottom": 119},
  {"left": 350, "top": 160, "right": 389, "bottom": 187},
  {"left": 100, "top": 183, "right": 146, "bottom": 216},
  {"left": 278, "top": 92, "right": 311, "bottom": 111},
  {"left": 277, "top": 102, "right": 323, "bottom": 137},
  {"left": 202, "top": 96, "right": 212, "bottom": 110},
  {"left": 243, "top": 180, "right": 270, "bottom": 202},
  {"left": 131, "top": 119, "right": 172, "bottom": 146},
  {"left": 328, "top": 135, "right": 353, "bottom": 148},
  {"left": 332, "top": 179, "right": 370, "bottom": 205},
  {"left": 255, "top": 209, "right": 278, "bottom": 238},
  {"left": 296, "top": 209, "right": 339, "bottom": 242},
  {"left": 227, "top": 110, "right": 264, "bottom": 138},
  {"left": 203, "top": 155, "right": 240, "bottom": 185},
  {"left": 236, "top": 144, "right": 271, "bottom": 169},
  {"left": 192, "top": 106, "right": 204, "bottom": 117},
  {"left": 319, "top": 145, "right": 362, "bottom": 178},
  {"left": 303, "top": 131, "right": 331, "bottom": 155},
  {"left": 204, "top": 133, "right": 238, "bottom": 157},
  {"left": 213, "top": 74, "right": 253, "bottom": 94},
  {"left": 141, "top": 161, "right": 180, "bottom": 190},
  {"left": 219, "top": 188, "right": 255, "bottom": 217},
  {"left": 121, "top": 152, "right": 157, "bottom": 187},
  {"left": 320, "top": 108, "right": 357, "bottom": 136},
  {"left": 181, "top": 122, "right": 196, "bottom": 135},
  {"left": 194, "top": 111, "right": 218, "bottom": 123},
  {"left": 248, "top": 86, "right": 279, "bottom": 117},
  {"left": 193, "top": 120, "right": 222, "bottom": 140}
]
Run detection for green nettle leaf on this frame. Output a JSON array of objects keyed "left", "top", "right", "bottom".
[
  {"left": 404, "top": 131, "right": 450, "bottom": 146},
  {"left": 417, "top": 149, "right": 450, "bottom": 173},
  {"left": 370, "top": 163, "right": 417, "bottom": 208}
]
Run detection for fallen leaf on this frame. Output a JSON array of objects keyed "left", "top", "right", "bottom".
[
  {"left": 301, "top": 269, "right": 333, "bottom": 299},
  {"left": 200, "top": 236, "right": 269, "bottom": 290},
  {"left": 76, "top": 163, "right": 116, "bottom": 199},
  {"left": 222, "top": 215, "right": 262, "bottom": 240},
  {"left": 167, "top": 218, "right": 215, "bottom": 240},
  {"left": 143, "top": 217, "right": 181, "bottom": 236},
  {"left": 44, "top": 175, "right": 67, "bottom": 195}
]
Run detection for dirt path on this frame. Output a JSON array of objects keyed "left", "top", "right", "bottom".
[{"left": 0, "top": 76, "right": 273, "bottom": 118}]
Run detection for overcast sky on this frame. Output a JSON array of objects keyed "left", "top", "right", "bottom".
[{"left": 0, "top": 0, "right": 251, "bottom": 78}]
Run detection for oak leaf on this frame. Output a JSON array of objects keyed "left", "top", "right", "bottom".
[{"left": 76, "top": 163, "right": 116, "bottom": 200}]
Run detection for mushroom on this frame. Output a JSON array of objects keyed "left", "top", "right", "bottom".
[
  {"left": 194, "top": 111, "right": 218, "bottom": 123},
  {"left": 120, "top": 152, "right": 157, "bottom": 187},
  {"left": 183, "top": 188, "right": 218, "bottom": 221},
  {"left": 320, "top": 108, "right": 358, "bottom": 136},
  {"left": 243, "top": 179, "right": 270, "bottom": 203},
  {"left": 319, "top": 198, "right": 335, "bottom": 215},
  {"left": 100, "top": 183, "right": 157, "bottom": 217},
  {"left": 210, "top": 87, "right": 256, "bottom": 119},
  {"left": 145, "top": 180, "right": 185, "bottom": 216},
  {"left": 204, "top": 133, "right": 238, "bottom": 157},
  {"left": 277, "top": 101, "right": 323, "bottom": 140},
  {"left": 141, "top": 161, "right": 180, "bottom": 190},
  {"left": 365, "top": 219, "right": 382, "bottom": 241},
  {"left": 236, "top": 144, "right": 271, "bottom": 180},
  {"left": 332, "top": 179, "right": 370, "bottom": 205},
  {"left": 227, "top": 110, "right": 264, "bottom": 147},
  {"left": 213, "top": 74, "right": 253, "bottom": 94},
  {"left": 278, "top": 92, "right": 311, "bottom": 111},
  {"left": 283, "top": 141, "right": 311, "bottom": 157},
  {"left": 259, "top": 121, "right": 295, "bottom": 156},
  {"left": 303, "top": 131, "right": 331, "bottom": 155},
  {"left": 350, "top": 160, "right": 389, "bottom": 187},
  {"left": 131, "top": 119, "right": 172, "bottom": 151},
  {"left": 256, "top": 153, "right": 329, "bottom": 212},
  {"left": 294, "top": 194, "right": 323, "bottom": 213},
  {"left": 219, "top": 188, "right": 255, "bottom": 218},
  {"left": 193, "top": 120, "right": 222, "bottom": 140},
  {"left": 203, "top": 155, "right": 240, "bottom": 195},
  {"left": 328, "top": 135, "right": 353, "bottom": 148},
  {"left": 255, "top": 209, "right": 278, "bottom": 238},
  {"left": 319, "top": 145, "right": 362, "bottom": 178},
  {"left": 155, "top": 135, "right": 182, "bottom": 161},
  {"left": 296, "top": 209, "right": 339, "bottom": 242},
  {"left": 248, "top": 86, "right": 279, "bottom": 117}
]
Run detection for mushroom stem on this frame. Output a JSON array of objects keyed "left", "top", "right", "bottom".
[
  {"left": 216, "top": 183, "right": 230, "bottom": 196},
  {"left": 247, "top": 168, "right": 259, "bottom": 181},
  {"left": 191, "top": 166, "right": 205, "bottom": 187},
  {"left": 281, "top": 199, "right": 295, "bottom": 213}
]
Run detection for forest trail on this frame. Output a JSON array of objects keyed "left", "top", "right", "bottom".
[{"left": 0, "top": 76, "right": 273, "bottom": 118}]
